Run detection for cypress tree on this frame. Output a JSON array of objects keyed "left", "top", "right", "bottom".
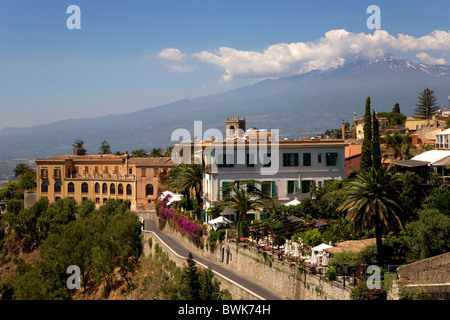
[
  {"left": 360, "top": 97, "right": 372, "bottom": 172},
  {"left": 372, "top": 111, "right": 382, "bottom": 170}
]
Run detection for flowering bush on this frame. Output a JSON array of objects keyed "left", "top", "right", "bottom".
[
  {"left": 159, "top": 194, "right": 203, "bottom": 246},
  {"left": 350, "top": 283, "right": 387, "bottom": 300}
]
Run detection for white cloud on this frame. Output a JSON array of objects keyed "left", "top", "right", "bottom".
[
  {"left": 192, "top": 29, "right": 450, "bottom": 81},
  {"left": 157, "top": 48, "right": 186, "bottom": 61},
  {"left": 416, "top": 52, "right": 447, "bottom": 65}
]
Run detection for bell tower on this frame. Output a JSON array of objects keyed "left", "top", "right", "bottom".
[{"left": 225, "top": 116, "right": 246, "bottom": 139}]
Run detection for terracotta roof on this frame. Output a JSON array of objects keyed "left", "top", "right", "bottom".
[
  {"left": 128, "top": 157, "right": 174, "bottom": 166},
  {"left": 324, "top": 238, "right": 378, "bottom": 255}
]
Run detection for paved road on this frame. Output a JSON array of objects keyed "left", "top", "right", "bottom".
[{"left": 143, "top": 219, "right": 285, "bottom": 300}]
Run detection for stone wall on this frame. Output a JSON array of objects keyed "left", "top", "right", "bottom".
[{"left": 143, "top": 214, "right": 351, "bottom": 300}]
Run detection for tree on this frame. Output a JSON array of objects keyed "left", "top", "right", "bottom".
[
  {"left": 131, "top": 149, "right": 147, "bottom": 157},
  {"left": 219, "top": 180, "right": 267, "bottom": 222},
  {"left": 338, "top": 166, "right": 404, "bottom": 266},
  {"left": 392, "top": 103, "right": 400, "bottom": 114},
  {"left": 180, "top": 252, "right": 200, "bottom": 300},
  {"left": 414, "top": 88, "right": 439, "bottom": 122},
  {"left": 177, "top": 164, "right": 203, "bottom": 212},
  {"left": 405, "top": 209, "right": 450, "bottom": 263},
  {"left": 382, "top": 131, "right": 415, "bottom": 161},
  {"left": 372, "top": 111, "right": 382, "bottom": 170},
  {"left": 98, "top": 140, "right": 111, "bottom": 154},
  {"left": 14, "top": 163, "right": 33, "bottom": 178},
  {"left": 360, "top": 97, "right": 372, "bottom": 172},
  {"left": 149, "top": 148, "right": 163, "bottom": 157},
  {"left": 72, "top": 139, "right": 85, "bottom": 149}
]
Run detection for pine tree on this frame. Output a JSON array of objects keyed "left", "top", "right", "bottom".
[
  {"left": 372, "top": 111, "right": 382, "bottom": 170},
  {"left": 180, "top": 252, "right": 200, "bottom": 300},
  {"left": 98, "top": 140, "right": 111, "bottom": 154},
  {"left": 360, "top": 97, "right": 372, "bottom": 172},
  {"left": 392, "top": 103, "right": 400, "bottom": 114},
  {"left": 414, "top": 88, "right": 439, "bottom": 122}
]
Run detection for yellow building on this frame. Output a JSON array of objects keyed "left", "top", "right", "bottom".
[{"left": 35, "top": 150, "right": 173, "bottom": 212}]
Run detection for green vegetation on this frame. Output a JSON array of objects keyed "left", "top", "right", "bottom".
[{"left": 414, "top": 88, "right": 439, "bottom": 121}]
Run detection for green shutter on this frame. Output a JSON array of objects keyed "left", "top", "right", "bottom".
[
  {"left": 283, "top": 154, "right": 288, "bottom": 166},
  {"left": 294, "top": 153, "right": 299, "bottom": 166},
  {"left": 271, "top": 181, "right": 276, "bottom": 199},
  {"left": 294, "top": 180, "right": 299, "bottom": 194},
  {"left": 222, "top": 181, "right": 230, "bottom": 200}
]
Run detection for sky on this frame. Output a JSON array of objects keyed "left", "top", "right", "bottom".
[{"left": 1, "top": 0, "right": 450, "bottom": 130}]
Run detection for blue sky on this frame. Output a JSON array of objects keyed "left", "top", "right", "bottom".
[{"left": 1, "top": 0, "right": 449, "bottom": 130}]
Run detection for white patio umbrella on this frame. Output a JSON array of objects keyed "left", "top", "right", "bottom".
[
  {"left": 311, "top": 250, "right": 317, "bottom": 264},
  {"left": 208, "top": 216, "right": 233, "bottom": 231},
  {"left": 293, "top": 242, "right": 300, "bottom": 257},
  {"left": 285, "top": 197, "right": 301, "bottom": 206},
  {"left": 311, "top": 243, "right": 333, "bottom": 252},
  {"left": 284, "top": 240, "right": 291, "bottom": 255}
]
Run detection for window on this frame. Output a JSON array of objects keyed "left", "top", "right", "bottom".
[
  {"left": 114, "top": 166, "right": 119, "bottom": 174},
  {"left": 303, "top": 153, "right": 311, "bottom": 166},
  {"left": 103, "top": 198, "right": 107, "bottom": 205},
  {"left": 54, "top": 182, "right": 61, "bottom": 193},
  {"left": 118, "top": 184, "right": 123, "bottom": 195},
  {"left": 102, "top": 183, "right": 107, "bottom": 194},
  {"left": 326, "top": 153, "right": 339, "bottom": 166},
  {"left": 84, "top": 166, "right": 89, "bottom": 173},
  {"left": 286, "top": 180, "right": 299, "bottom": 194},
  {"left": 54, "top": 168, "right": 61, "bottom": 179},
  {"left": 146, "top": 184, "right": 154, "bottom": 196},
  {"left": 301, "top": 180, "right": 315, "bottom": 194},
  {"left": 41, "top": 168, "right": 48, "bottom": 179},
  {"left": 126, "top": 184, "right": 132, "bottom": 196},
  {"left": 246, "top": 182, "right": 255, "bottom": 192},
  {"left": 68, "top": 182, "right": 75, "bottom": 193},
  {"left": 95, "top": 183, "right": 100, "bottom": 194},
  {"left": 41, "top": 182, "right": 49, "bottom": 193},
  {"left": 110, "top": 184, "right": 116, "bottom": 195},
  {"left": 95, "top": 198, "right": 100, "bottom": 204},
  {"left": 222, "top": 181, "right": 231, "bottom": 200},
  {"left": 141, "top": 168, "right": 146, "bottom": 177},
  {"left": 318, "top": 153, "right": 322, "bottom": 163},
  {"left": 217, "top": 154, "right": 234, "bottom": 168},
  {"left": 81, "top": 182, "right": 89, "bottom": 194},
  {"left": 283, "top": 153, "right": 299, "bottom": 166},
  {"left": 261, "top": 181, "right": 271, "bottom": 197},
  {"left": 129, "top": 168, "right": 133, "bottom": 175}
]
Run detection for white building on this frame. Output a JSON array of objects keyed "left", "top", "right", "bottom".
[{"left": 201, "top": 118, "right": 347, "bottom": 221}]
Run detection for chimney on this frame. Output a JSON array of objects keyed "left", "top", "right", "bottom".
[
  {"left": 73, "top": 148, "right": 86, "bottom": 156},
  {"left": 342, "top": 120, "right": 346, "bottom": 140}
]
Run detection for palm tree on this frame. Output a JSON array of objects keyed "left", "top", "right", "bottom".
[
  {"left": 165, "top": 164, "right": 203, "bottom": 214},
  {"left": 219, "top": 180, "right": 267, "bottom": 222},
  {"left": 338, "top": 166, "right": 404, "bottom": 266},
  {"left": 149, "top": 148, "right": 163, "bottom": 157},
  {"left": 382, "top": 131, "right": 416, "bottom": 161},
  {"left": 177, "top": 164, "right": 203, "bottom": 209}
]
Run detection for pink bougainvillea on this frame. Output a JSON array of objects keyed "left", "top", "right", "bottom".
[{"left": 159, "top": 196, "right": 203, "bottom": 246}]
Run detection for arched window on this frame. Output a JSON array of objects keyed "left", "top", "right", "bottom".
[
  {"left": 95, "top": 183, "right": 100, "bottom": 194},
  {"left": 81, "top": 182, "right": 89, "bottom": 194},
  {"left": 126, "top": 184, "right": 132, "bottom": 196},
  {"left": 41, "top": 182, "right": 48, "bottom": 193},
  {"left": 68, "top": 182, "right": 75, "bottom": 193},
  {"left": 118, "top": 183, "right": 123, "bottom": 195},
  {"left": 146, "top": 184, "right": 154, "bottom": 196},
  {"left": 110, "top": 183, "right": 116, "bottom": 195},
  {"left": 54, "top": 182, "right": 61, "bottom": 193},
  {"left": 102, "top": 183, "right": 108, "bottom": 194}
]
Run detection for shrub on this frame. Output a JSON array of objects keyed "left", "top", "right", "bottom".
[
  {"left": 326, "top": 266, "right": 337, "bottom": 281},
  {"left": 350, "top": 283, "right": 387, "bottom": 300}
]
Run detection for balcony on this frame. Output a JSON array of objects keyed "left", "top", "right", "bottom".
[{"left": 67, "top": 173, "right": 136, "bottom": 181}]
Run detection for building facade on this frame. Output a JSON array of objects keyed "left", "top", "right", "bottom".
[{"left": 35, "top": 150, "right": 173, "bottom": 212}]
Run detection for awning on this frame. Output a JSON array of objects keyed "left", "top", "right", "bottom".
[
  {"left": 432, "top": 156, "right": 450, "bottom": 167},
  {"left": 207, "top": 216, "right": 233, "bottom": 231},
  {"left": 394, "top": 159, "right": 430, "bottom": 168}
]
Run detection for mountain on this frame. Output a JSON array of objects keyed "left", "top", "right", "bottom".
[{"left": 1, "top": 53, "right": 449, "bottom": 161}]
